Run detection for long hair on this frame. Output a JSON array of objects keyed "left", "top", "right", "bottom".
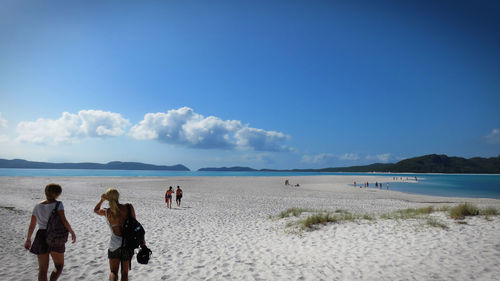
[{"left": 104, "top": 188, "right": 120, "bottom": 219}]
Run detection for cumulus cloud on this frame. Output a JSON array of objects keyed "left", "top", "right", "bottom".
[
  {"left": 0, "top": 112, "right": 7, "bottom": 129},
  {"left": 235, "top": 127, "right": 290, "bottom": 152},
  {"left": 130, "top": 107, "right": 291, "bottom": 151},
  {"left": 366, "top": 153, "right": 391, "bottom": 163},
  {"left": 16, "top": 110, "right": 130, "bottom": 144},
  {"left": 485, "top": 129, "right": 500, "bottom": 144}
]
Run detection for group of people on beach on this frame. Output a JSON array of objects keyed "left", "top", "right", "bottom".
[
  {"left": 25, "top": 183, "right": 180, "bottom": 281},
  {"left": 354, "top": 181, "right": 389, "bottom": 190},
  {"left": 165, "top": 186, "right": 183, "bottom": 208}
]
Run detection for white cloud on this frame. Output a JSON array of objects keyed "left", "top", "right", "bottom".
[
  {"left": 301, "top": 153, "right": 337, "bottom": 164},
  {"left": 485, "top": 128, "right": 500, "bottom": 144},
  {"left": 130, "top": 107, "right": 291, "bottom": 151},
  {"left": 16, "top": 110, "right": 130, "bottom": 144},
  {"left": 0, "top": 134, "right": 9, "bottom": 143},
  {"left": 0, "top": 112, "right": 7, "bottom": 129},
  {"left": 235, "top": 127, "right": 290, "bottom": 152},
  {"left": 339, "top": 153, "right": 360, "bottom": 161},
  {"left": 302, "top": 153, "right": 360, "bottom": 164},
  {"left": 366, "top": 153, "right": 391, "bottom": 163}
]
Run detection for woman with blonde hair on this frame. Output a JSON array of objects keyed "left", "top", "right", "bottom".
[
  {"left": 94, "top": 188, "right": 143, "bottom": 281},
  {"left": 25, "top": 183, "right": 76, "bottom": 281}
]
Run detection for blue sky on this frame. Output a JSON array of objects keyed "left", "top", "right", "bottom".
[{"left": 0, "top": 0, "right": 499, "bottom": 170}]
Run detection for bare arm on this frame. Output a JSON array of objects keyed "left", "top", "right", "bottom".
[
  {"left": 24, "top": 215, "right": 37, "bottom": 250},
  {"left": 129, "top": 203, "right": 136, "bottom": 219},
  {"left": 58, "top": 210, "right": 76, "bottom": 243},
  {"left": 94, "top": 194, "right": 106, "bottom": 216}
]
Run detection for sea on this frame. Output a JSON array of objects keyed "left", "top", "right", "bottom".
[{"left": 1, "top": 168, "right": 499, "bottom": 199}]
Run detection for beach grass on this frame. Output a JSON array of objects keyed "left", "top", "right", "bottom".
[
  {"left": 479, "top": 207, "right": 499, "bottom": 216},
  {"left": 276, "top": 204, "right": 498, "bottom": 232},
  {"left": 448, "top": 203, "right": 480, "bottom": 219},
  {"left": 278, "top": 208, "right": 312, "bottom": 218},
  {"left": 381, "top": 206, "right": 435, "bottom": 220},
  {"left": 426, "top": 217, "right": 448, "bottom": 230},
  {"left": 297, "top": 211, "right": 357, "bottom": 230}
]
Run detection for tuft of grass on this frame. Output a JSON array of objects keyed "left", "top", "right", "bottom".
[
  {"left": 437, "top": 205, "right": 451, "bottom": 212},
  {"left": 456, "top": 221, "right": 468, "bottom": 225},
  {"left": 297, "top": 212, "right": 357, "bottom": 230},
  {"left": 382, "top": 206, "right": 435, "bottom": 220},
  {"left": 426, "top": 217, "right": 448, "bottom": 230},
  {"left": 278, "top": 208, "right": 311, "bottom": 218},
  {"left": 448, "top": 203, "right": 479, "bottom": 220},
  {"left": 362, "top": 214, "right": 375, "bottom": 221},
  {"left": 479, "top": 207, "right": 499, "bottom": 216}
]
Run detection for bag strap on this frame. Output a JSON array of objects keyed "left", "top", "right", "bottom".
[
  {"left": 121, "top": 203, "right": 133, "bottom": 270},
  {"left": 46, "top": 201, "right": 61, "bottom": 229}
]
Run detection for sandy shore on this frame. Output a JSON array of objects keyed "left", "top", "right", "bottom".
[{"left": 1, "top": 175, "right": 499, "bottom": 281}]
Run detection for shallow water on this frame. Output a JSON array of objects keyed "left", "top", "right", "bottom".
[{"left": 1, "top": 168, "right": 499, "bottom": 199}]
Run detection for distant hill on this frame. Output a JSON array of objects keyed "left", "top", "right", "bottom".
[
  {"left": 199, "top": 154, "right": 500, "bottom": 174},
  {"left": 198, "top": 166, "right": 257, "bottom": 172},
  {"left": 0, "top": 159, "right": 190, "bottom": 171}
]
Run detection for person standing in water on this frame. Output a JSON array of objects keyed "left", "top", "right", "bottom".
[
  {"left": 165, "top": 186, "right": 174, "bottom": 209},
  {"left": 25, "top": 183, "right": 76, "bottom": 281},
  {"left": 175, "top": 186, "right": 183, "bottom": 207}
]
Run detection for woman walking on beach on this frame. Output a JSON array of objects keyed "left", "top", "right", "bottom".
[
  {"left": 25, "top": 183, "right": 76, "bottom": 281},
  {"left": 165, "top": 186, "right": 174, "bottom": 209},
  {"left": 94, "top": 188, "right": 143, "bottom": 281}
]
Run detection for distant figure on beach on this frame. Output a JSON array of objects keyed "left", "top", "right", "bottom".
[
  {"left": 386, "top": 183, "right": 389, "bottom": 190},
  {"left": 166, "top": 186, "right": 174, "bottom": 209},
  {"left": 415, "top": 176, "right": 418, "bottom": 182},
  {"left": 94, "top": 188, "right": 145, "bottom": 281},
  {"left": 354, "top": 181, "right": 356, "bottom": 187},
  {"left": 25, "top": 183, "right": 76, "bottom": 281},
  {"left": 176, "top": 186, "right": 183, "bottom": 207},
  {"left": 375, "top": 182, "right": 378, "bottom": 188},
  {"left": 285, "top": 179, "right": 289, "bottom": 186}
]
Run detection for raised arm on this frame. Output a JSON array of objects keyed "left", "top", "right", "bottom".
[
  {"left": 24, "top": 215, "right": 37, "bottom": 250},
  {"left": 58, "top": 209, "right": 77, "bottom": 243},
  {"left": 94, "top": 194, "right": 107, "bottom": 216}
]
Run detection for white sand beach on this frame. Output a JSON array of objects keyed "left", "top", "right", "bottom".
[{"left": 1, "top": 175, "right": 500, "bottom": 281}]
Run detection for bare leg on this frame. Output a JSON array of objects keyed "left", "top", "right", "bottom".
[
  {"left": 109, "top": 258, "right": 120, "bottom": 281},
  {"left": 49, "top": 252, "right": 64, "bottom": 281},
  {"left": 120, "top": 260, "right": 130, "bottom": 281},
  {"left": 37, "top": 254, "right": 50, "bottom": 281}
]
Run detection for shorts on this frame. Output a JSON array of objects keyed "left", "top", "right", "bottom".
[
  {"left": 30, "top": 229, "right": 65, "bottom": 255},
  {"left": 108, "top": 247, "right": 134, "bottom": 261},
  {"left": 176, "top": 196, "right": 182, "bottom": 200},
  {"left": 167, "top": 195, "right": 172, "bottom": 199}
]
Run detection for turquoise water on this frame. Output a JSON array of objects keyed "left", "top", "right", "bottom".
[{"left": 1, "top": 169, "right": 499, "bottom": 199}]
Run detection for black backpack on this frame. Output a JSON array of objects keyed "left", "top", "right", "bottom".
[{"left": 122, "top": 204, "right": 145, "bottom": 251}]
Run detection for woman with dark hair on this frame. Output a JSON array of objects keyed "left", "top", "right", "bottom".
[
  {"left": 165, "top": 186, "right": 174, "bottom": 209},
  {"left": 25, "top": 183, "right": 76, "bottom": 281},
  {"left": 94, "top": 188, "right": 144, "bottom": 281}
]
